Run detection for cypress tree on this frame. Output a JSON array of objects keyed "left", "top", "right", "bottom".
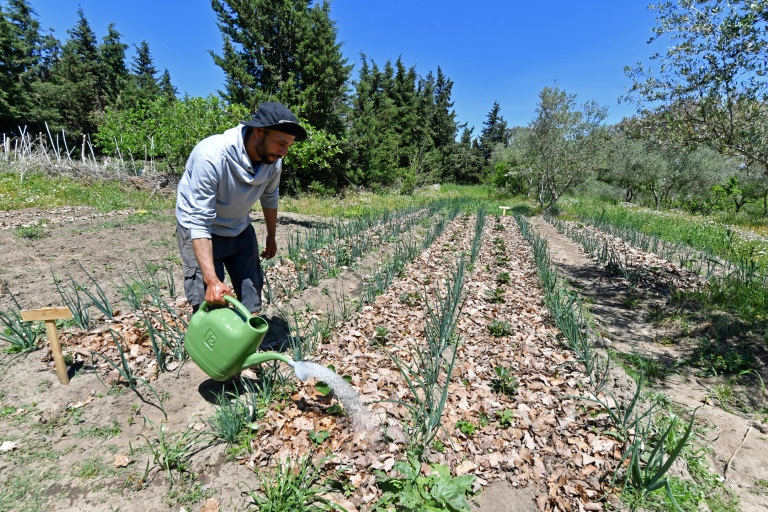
[
  {"left": 431, "top": 67, "right": 457, "bottom": 150},
  {"left": 128, "top": 40, "right": 161, "bottom": 104},
  {"left": 347, "top": 56, "right": 378, "bottom": 184},
  {"left": 294, "top": 1, "right": 351, "bottom": 135}
]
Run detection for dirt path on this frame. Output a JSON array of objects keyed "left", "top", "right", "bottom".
[{"left": 530, "top": 217, "right": 768, "bottom": 512}]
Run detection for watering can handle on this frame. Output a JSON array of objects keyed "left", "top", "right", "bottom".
[{"left": 198, "top": 295, "right": 253, "bottom": 319}]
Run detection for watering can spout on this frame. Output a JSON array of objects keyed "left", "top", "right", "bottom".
[{"left": 241, "top": 351, "right": 294, "bottom": 369}]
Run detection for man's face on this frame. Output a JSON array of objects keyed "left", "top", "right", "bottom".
[{"left": 252, "top": 129, "right": 295, "bottom": 164}]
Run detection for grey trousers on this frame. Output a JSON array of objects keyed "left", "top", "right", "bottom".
[{"left": 176, "top": 222, "right": 264, "bottom": 313}]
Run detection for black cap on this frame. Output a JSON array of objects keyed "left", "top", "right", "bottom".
[{"left": 243, "top": 102, "right": 307, "bottom": 141}]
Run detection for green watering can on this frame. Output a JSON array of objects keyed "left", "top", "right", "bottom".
[{"left": 184, "top": 295, "right": 293, "bottom": 381}]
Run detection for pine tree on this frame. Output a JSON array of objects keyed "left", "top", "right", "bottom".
[
  {"left": 210, "top": 0, "right": 350, "bottom": 133},
  {"left": 0, "top": 0, "right": 58, "bottom": 133},
  {"left": 158, "top": 69, "right": 177, "bottom": 101},
  {"left": 479, "top": 101, "right": 509, "bottom": 161},
  {"left": 50, "top": 8, "right": 103, "bottom": 136},
  {"left": 98, "top": 23, "right": 128, "bottom": 107}
]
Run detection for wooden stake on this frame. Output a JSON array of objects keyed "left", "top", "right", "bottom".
[
  {"left": 499, "top": 206, "right": 510, "bottom": 216},
  {"left": 21, "top": 307, "right": 73, "bottom": 385}
]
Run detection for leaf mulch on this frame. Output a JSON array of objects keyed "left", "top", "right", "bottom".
[{"left": 247, "top": 214, "right": 624, "bottom": 511}]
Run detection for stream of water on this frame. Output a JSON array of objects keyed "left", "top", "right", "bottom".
[{"left": 292, "top": 360, "right": 379, "bottom": 432}]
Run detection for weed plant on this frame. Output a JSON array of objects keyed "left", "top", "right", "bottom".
[
  {"left": 495, "top": 409, "right": 515, "bottom": 428},
  {"left": 243, "top": 454, "right": 347, "bottom": 512},
  {"left": 455, "top": 419, "right": 478, "bottom": 436},
  {"left": 207, "top": 391, "right": 249, "bottom": 445},
  {"left": 487, "top": 319, "right": 513, "bottom": 337},
  {"left": 138, "top": 417, "right": 208, "bottom": 487},
  {"left": 14, "top": 221, "right": 47, "bottom": 239},
  {"left": 491, "top": 366, "right": 519, "bottom": 397},
  {"left": 373, "top": 456, "right": 475, "bottom": 512},
  {"left": 612, "top": 350, "right": 676, "bottom": 383},
  {"left": 239, "top": 366, "right": 293, "bottom": 419}
]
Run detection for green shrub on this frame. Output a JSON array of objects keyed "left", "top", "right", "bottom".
[{"left": 94, "top": 95, "right": 250, "bottom": 173}]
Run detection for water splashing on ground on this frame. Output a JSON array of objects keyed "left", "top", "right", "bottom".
[{"left": 292, "top": 360, "right": 380, "bottom": 433}]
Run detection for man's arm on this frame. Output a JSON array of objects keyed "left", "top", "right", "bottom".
[
  {"left": 192, "top": 237, "right": 232, "bottom": 305},
  {"left": 261, "top": 207, "right": 277, "bottom": 259}
]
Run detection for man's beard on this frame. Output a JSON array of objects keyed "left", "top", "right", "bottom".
[{"left": 254, "top": 139, "right": 280, "bottom": 164}]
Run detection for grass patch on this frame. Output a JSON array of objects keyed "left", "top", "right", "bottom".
[
  {"left": 0, "top": 172, "right": 174, "bottom": 212},
  {"left": 75, "top": 420, "right": 122, "bottom": 439},
  {"left": 279, "top": 184, "right": 530, "bottom": 218},
  {"left": 0, "top": 467, "right": 59, "bottom": 512},
  {"left": 612, "top": 350, "right": 676, "bottom": 382}
]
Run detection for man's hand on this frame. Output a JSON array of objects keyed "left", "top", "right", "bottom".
[
  {"left": 204, "top": 279, "right": 233, "bottom": 306},
  {"left": 260, "top": 234, "right": 277, "bottom": 259},
  {"left": 192, "top": 237, "right": 232, "bottom": 305}
]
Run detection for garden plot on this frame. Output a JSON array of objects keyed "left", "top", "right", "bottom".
[
  {"left": 0, "top": 209, "right": 630, "bottom": 512},
  {"left": 294, "top": 213, "right": 625, "bottom": 510}
]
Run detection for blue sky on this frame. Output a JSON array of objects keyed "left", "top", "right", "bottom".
[{"left": 24, "top": 0, "right": 659, "bottom": 134}]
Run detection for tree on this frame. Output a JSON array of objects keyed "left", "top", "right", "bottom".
[
  {"left": 94, "top": 95, "right": 250, "bottom": 172},
  {"left": 496, "top": 86, "right": 608, "bottom": 211},
  {"left": 431, "top": 67, "right": 458, "bottom": 150},
  {"left": 98, "top": 23, "right": 128, "bottom": 107},
  {"left": 479, "top": 101, "right": 509, "bottom": 161},
  {"left": 349, "top": 57, "right": 400, "bottom": 186},
  {"left": 0, "top": 0, "right": 58, "bottom": 133},
  {"left": 443, "top": 126, "right": 484, "bottom": 184},
  {"left": 291, "top": 1, "right": 350, "bottom": 134},
  {"left": 49, "top": 8, "right": 103, "bottom": 136},
  {"left": 210, "top": 0, "right": 351, "bottom": 134},
  {"left": 158, "top": 69, "right": 177, "bottom": 101},
  {"left": 489, "top": 126, "right": 536, "bottom": 195},
  {"left": 625, "top": 1, "right": 768, "bottom": 169},
  {"left": 126, "top": 40, "right": 161, "bottom": 105}
]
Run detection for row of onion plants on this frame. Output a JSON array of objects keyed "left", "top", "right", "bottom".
[{"left": 515, "top": 213, "right": 701, "bottom": 512}]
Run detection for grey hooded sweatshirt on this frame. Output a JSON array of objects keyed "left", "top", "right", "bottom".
[{"left": 176, "top": 125, "right": 281, "bottom": 239}]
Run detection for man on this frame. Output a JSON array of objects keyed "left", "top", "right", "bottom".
[{"left": 175, "top": 102, "right": 307, "bottom": 314}]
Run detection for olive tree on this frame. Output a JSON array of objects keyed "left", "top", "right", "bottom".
[
  {"left": 625, "top": 1, "right": 768, "bottom": 169},
  {"left": 500, "top": 85, "right": 609, "bottom": 212}
]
